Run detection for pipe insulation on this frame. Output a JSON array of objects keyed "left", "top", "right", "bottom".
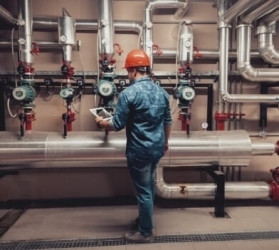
[
  {"left": 0, "top": 130, "right": 276, "bottom": 169},
  {"left": 155, "top": 167, "right": 271, "bottom": 199}
]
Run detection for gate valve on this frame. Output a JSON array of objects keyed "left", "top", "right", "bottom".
[
  {"left": 31, "top": 42, "right": 39, "bottom": 55},
  {"left": 153, "top": 44, "right": 162, "bottom": 56},
  {"left": 61, "top": 63, "right": 75, "bottom": 78},
  {"left": 114, "top": 43, "right": 123, "bottom": 56}
]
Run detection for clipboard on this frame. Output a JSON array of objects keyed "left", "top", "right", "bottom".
[{"left": 89, "top": 107, "right": 113, "bottom": 121}]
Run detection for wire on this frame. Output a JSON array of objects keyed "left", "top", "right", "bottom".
[
  {"left": 7, "top": 98, "right": 17, "bottom": 118},
  {"left": 11, "top": 27, "right": 18, "bottom": 87},
  {"left": 137, "top": 28, "right": 143, "bottom": 49}
]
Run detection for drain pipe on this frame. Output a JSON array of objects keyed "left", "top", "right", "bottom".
[{"left": 143, "top": 0, "right": 188, "bottom": 66}]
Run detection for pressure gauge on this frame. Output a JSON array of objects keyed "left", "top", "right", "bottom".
[
  {"left": 181, "top": 86, "right": 195, "bottom": 101},
  {"left": 97, "top": 80, "right": 116, "bottom": 97},
  {"left": 201, "top": 122, "right": 208, "bottom": 130}
]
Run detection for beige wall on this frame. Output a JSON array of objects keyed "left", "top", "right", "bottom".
[{"left": 0, "top": 0, "right": 278, "bottom": 201}]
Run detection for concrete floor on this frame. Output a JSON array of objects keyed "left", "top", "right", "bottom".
[{"left": 0, "top": 204, "right": 279, "bottom": 249}]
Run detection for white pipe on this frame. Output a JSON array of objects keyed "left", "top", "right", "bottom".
[
  {"left": 143, "top": 0, "right": 188, "bottom": 66},
  {"left": 155, "top": 167, "right": 271, "bottom": 199}
]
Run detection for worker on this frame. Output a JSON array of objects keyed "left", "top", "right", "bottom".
[{"left": 95, "top": 49, "right": 173, "bottom": 243}]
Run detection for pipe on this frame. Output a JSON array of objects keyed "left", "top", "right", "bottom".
[
  {"left": 98, "top": 0, "right": 114, "bottom": 58},
  {"left": 155, "top": 167, "right": 270, "bottom": 199},
  {"left": 237, "top": 24, "right": 279, "bottom": 83},
  {"left": 241, "top": 0, "right": 279, "bottom": 24},
  {"left": 0, "top": 130, "right": 276, "bottom": 169},
  {"left": 18, "top": 0, "right": 33, "bottom": 65},
  {"left": 156, "top": 49, "right": 260, "bottom": 60},
  {"left": 222, "top": 0, "right": 264, "bottom": 24},
  {"left": 178, "top": 22, "right": 194, "bottom": 65},
  {"left": 256, "top": 21, "right": 279, "bottom": 65},
  {"left": 143, "top": 0, "right": 188, "bottom": 65},
  {"left": 0, "top": 4, "right": 23, "bottom": 26},
  {"left": 33, "top": 18, "right": 142, "bottom": 34},
  {"left": 262, "top": 8, "right": 279, "bottom": 24}
]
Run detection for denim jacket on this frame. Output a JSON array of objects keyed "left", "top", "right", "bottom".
[{"left": 110, "top": 77, "right": 173, "bottom": 162}]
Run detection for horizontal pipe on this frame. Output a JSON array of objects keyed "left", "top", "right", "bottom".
[
  {"left": 0, "top": 4, "right": 20, "bottom": 25},
  {"left": 0, "top": 130, "right": 276, "bottom": 169},
  {"left": 155, "top": 167, "right": 271, "bottom": 199}
]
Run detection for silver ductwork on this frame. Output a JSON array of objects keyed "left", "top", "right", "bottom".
[
  {"left": 143, "top": 0, "right": 188, "bottom": 66},
  {"left": 98, "top": 0, "right": 114, "bottom": 58},
  {"left": 155, "top": 167, "right": 271, "bottom": 199},
  {"left": 18, "top": 0, "right": 33, "bottom": 65},
  {"left": 0, "top": 130, "right": 276, "bottom": 169}
]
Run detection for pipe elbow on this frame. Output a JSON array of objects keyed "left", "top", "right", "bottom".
[
  {"left": 237, "top": 64, "right": 258, "bottom": 82},
  {"left": 259, "top": 46, "right": 279, "bottom": 65},
  {"left": 174, "top": 0, "right": 188, "bottom": 19}
]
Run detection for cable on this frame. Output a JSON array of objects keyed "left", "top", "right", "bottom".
[
  {"left": 7, "top": 98, "right": 17, "bottom": 118},
  {"left": 11, "top": 27, "right": 18, "bottom": 87}
]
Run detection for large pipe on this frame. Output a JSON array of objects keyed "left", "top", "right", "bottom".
[
  {"left": 0, "top": 130, "right": 276, "bottom": 169},
  {"left": 143, "top": 0, "right": 188, "bottom": 66},
  {"left": 155, "top": 167, "right": 271, "bottom": 199},
  {"left": 98, "top": 0, "right": 114, "bottom": 58}
]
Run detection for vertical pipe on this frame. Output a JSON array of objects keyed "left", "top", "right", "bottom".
[
  {"left": 18, "top": 0, "right": 33, "bottom": 65},
  {"left": 0, "top": 84, "right": 5, "bottom": 131}
]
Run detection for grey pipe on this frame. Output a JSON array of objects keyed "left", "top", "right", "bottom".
[
  {"left": 241, "top": 0, "right": 279, "bottom": 24},
  {"left": 143, "top": 0, "right": 188, "bottom": 66},
  {"left": 155, "top": 167, "right": 270, "bottom": 199},
  {"left": 98, "top": 0, "right": 114, "bottom": 58},
  {"left": 222, "top": 0, "right": 264, "bottom": 24},
  {"left": 178, "top": 22, "right": 194, "bottom": 65},
  {"left": 262, "top": 8, "right": 279, "bottom": 24},
  {"left": 0, "top": 130, "right": 276, "bottom": 169}
]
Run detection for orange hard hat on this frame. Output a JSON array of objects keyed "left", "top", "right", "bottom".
[{"left": 124, "top": 49, "right": 150, "bottom": 68}]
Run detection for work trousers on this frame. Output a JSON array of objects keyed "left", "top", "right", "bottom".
[{"left": 127, "top": 157, "right": 159, "bottom": 236}]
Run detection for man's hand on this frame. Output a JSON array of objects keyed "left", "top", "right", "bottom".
[{"left": 95, "top": 116, "right": 103, "bottom": 128}]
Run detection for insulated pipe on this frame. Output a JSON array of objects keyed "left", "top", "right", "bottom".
[
  {"left": 156, "top": 49, "right": 260, "bottom": 60},
  {"left": 18, "top": 0, "right": 33, "bottom": 65},
  {"left": 98, "top": 0, "right": 114, "bottom": 58},
  {"left": 155, "top": 167, "right": 271, "bottom": 199},
  {"left": 241, "top": 0, "right": 279, "bottom": 24},
  {"left": 237, "top": 24, "right": 279, "bottom": 83},
  {"left": 143, "top": 0, "right": 188, "bottom": 66},
  {"left": 0, "top": 4, "right": 23, "bottom": 25},
  {"left": 256, "top": 21, "right": 279, "bottom": 65},
  {"left": 0, "top": 130, "right": 276, "bottom": 169},
  {"left": 33, "top": 18, "right": 142, "bottom": 34},
  {"left": 262, "top": 8, "right": 279, "bottom": 24},
  {"left": 178, "top": 22, "right": 194, "bottom": 65},
  {"left": 222, "top": 0, "right": 264, "bottom": 24}
]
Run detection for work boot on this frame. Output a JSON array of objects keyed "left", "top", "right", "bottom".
[{"left": 124, "top": 230, "right": 154, "bottom": 243}]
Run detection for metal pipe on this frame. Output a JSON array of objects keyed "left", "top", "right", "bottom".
[
  {"left": 222, "top": 0, "right": 264, "bottom": 24},
  {"left": 155, "top": 167, "right": 270, "bottom": 199},
  {"left": 262, "top": 8, "right": 279, "bottom": 24},
  {"left": 0, "top": 4, "right": 22, "bottom": 25},
  {"left": 241, "top": 0, "right": 279, "bottom": 24},
  {"left": 256, "top": 21, "right": 279, "bottom": 65},
  {"left": 156, "top": 49, "right": 260, "bottom": 60},
  {"left": 0, "top": 41, "right": 60, "bottom": 49},
  {"left": 33, "top": 18, "right": 142, "bottom": 34},
  {"left": 237, "top": 24, "right": 279, "bottom": 83},
  {"left": 143, "top": 0, "right": 188, "bottom": 66},
  {"left": 0, "top": 130, "right": 276, "bottom": 169},
  {"left": 98, "top": 0, "right": 114, "bottom": 58},
  {"left": 18, "top": 0, "right": 33, "bottom": 65},
  {"left": 178, "top": 22, "right": 194, "bottom": 65}
]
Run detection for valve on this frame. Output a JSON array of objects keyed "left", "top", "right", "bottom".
[
  {"left": 114, "top": 43, "right": 123, "bottom": 56},
  {"left": 62, "top": 110, "right": 76, "bottom": 137},
  {"left": 12, "top": 85, "right": 36, "bottom": 103},
  {"left": 269, "top": 167, "right": 279, "bottom": 200},
  {"left": 153, "top": 44, "right": 162, "bottom": 56},
  {"left": 97, "top": 79, "right": 116, "bottom": 98},
  {"left": 31, "top": 42, "right": 39, "bottom": 55},
  {"left": 60, "top": 86, "right": 74, "bottom": 100},
  {"left": 61, "top": 63, "right": 75, "bottom": 78}
]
